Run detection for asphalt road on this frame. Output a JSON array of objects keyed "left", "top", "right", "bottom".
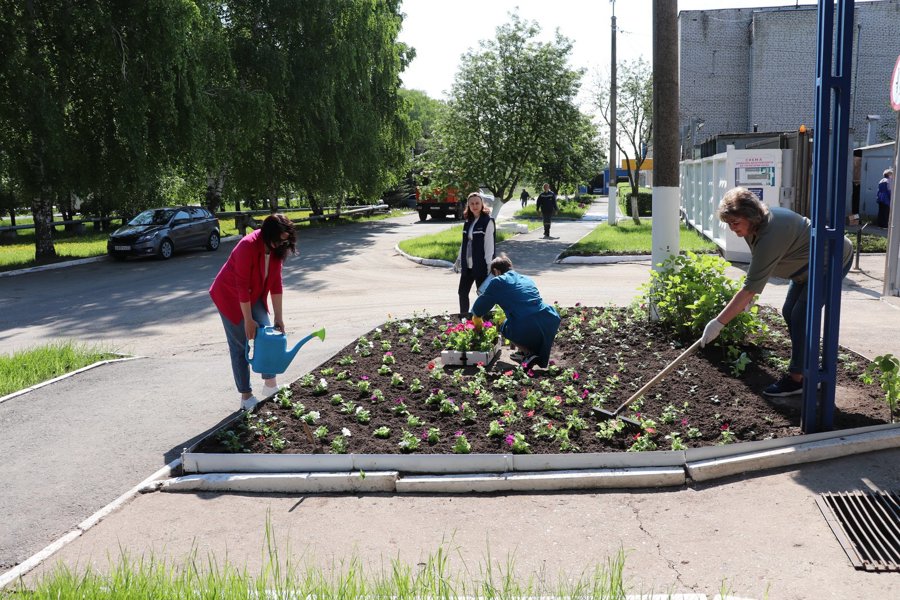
[{"left": 0, "top": 210, "right": 652, "bottom": 570}]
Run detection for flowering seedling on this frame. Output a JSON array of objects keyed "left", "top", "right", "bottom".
[
  {"left": 373, "top": 426, "right": 391, "bottom": 439},
  {"left": 506, "top": 432, "right": 531, "bottom": 454},
  {"left": 487, "top": 419, "right": 505, "bottom": 438},
  {"left": 398, "top": 430, "right": 420, "bottom": 452},
  {"left": 382, "top": 352, "right": 396, "bottom": 365},
  {"left": 313, "top": 378, "right": 328, "bottom": 396},
  {"left": 453, "top": 432, "right": 471, "bottom": 454}
]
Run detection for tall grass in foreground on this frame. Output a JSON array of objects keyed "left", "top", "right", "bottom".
[
  {"left": 0, "top": 341, "right": 116, "bottom": 397},
  {"left": 8, "top": 534, "right": 640, "bottom": 599},
  {"left": 560, "top": 221, "right": 717, "bottom": 258}
]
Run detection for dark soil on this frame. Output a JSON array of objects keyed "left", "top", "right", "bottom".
[{"left": 196, "top": 306, "right": 892, "bottom": 455}]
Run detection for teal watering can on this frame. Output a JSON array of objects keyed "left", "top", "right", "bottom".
[{"left": 246, "top": 326, "right": 326, "bottom": 374}]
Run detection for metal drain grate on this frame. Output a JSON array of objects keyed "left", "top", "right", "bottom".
[{"left": 817, "top": 490, "right": 900, "bottom": 572}]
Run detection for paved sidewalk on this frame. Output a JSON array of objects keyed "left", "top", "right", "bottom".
[{"left": 3, "top": 204, "right": 900, "bottom": 598}]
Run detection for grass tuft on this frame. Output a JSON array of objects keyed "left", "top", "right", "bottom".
[{"left": 0, "top": 341, "right": 117, "bottom": 397}]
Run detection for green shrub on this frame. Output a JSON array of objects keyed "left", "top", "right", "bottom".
[
  {"left": 640, "top": 251, "right": 765, "bottom": 345},
  {"left": 617, "top": 184, "right": 652, "bottom": 217}
]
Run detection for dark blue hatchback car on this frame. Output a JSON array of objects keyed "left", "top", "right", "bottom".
[{"left": 107, "top": 206, "right": 220, "bottom": 260}]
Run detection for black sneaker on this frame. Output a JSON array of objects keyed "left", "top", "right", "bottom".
[
  {"left": 764, "top": 376, "right": 803, "bottom": 397},
  {"left": 522, "top": 355, "right": 540, "bottom": 370}
]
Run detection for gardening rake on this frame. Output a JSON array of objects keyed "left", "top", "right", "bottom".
[{"left": 593, "top": 339, "right": 702, "bottom": 430}]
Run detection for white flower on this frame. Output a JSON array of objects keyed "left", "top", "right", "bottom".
[
  {"left": 318, "top": 378, "right": 328, "bottom": 389},
  {"left": 341, "top": 427, "right": 352, "bottom": 437}
]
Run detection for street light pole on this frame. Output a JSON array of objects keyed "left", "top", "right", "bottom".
[{"left": 608, "top": 1, "right": 618, "bottom": 226}]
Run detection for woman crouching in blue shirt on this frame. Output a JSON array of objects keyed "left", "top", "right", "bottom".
[{"left": 470, "top": 253, "right": 560, "bottom": 370}]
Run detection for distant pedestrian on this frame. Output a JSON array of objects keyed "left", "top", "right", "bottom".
[
  {"left": 535, "top": 183, "right": 558, "bottom": 238},
  {"left": 454, "top": 192, "right": 496, "bottom": 316},
  {"left": 520, "top": 188, "right": 530, "bottom": 209},
  {"left": 209, "top": 214, "right": 296, "bottom": 412},
  {"left": 876, "top": 168, "right": 893, "bottom": 228}
]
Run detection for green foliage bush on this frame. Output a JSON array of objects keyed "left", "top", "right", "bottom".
[
  {"left": 617, "top": 184, "right": 652, "bottom": 217},
  {"left": 640, "top": 251, "right": 765, "bottom": 345}
]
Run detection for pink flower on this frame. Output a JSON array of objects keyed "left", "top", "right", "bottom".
[
  {"left": 360, "top": 375, "right": 369, "bottom": 381},
  {"left": 504, "top": 434, "right": 515, "bottom": 446},
  {"left": 581, "top": 389, "right": 589, "bottom": 398},
  {"left": 454, "top": 430, "right": 463, "bottom": 437},
  {"left": 721, "top": 423, "right": 730, "bottom": 431},
  {"left": 527, "top": 369, "right": 535, "bottom": 377},
  {"left": 572, "top": 372, "right": 580, "bottom": 380},
  {"left": 503, "top": 370, "right": 513, "bottom": 376},
  {"left": 549, "top": 360, "right": 556, "bottom": 366},
  {"left": 680, "top": 418, "right": 689, "bottom": 427},
  {"left": 645, "top": 427, "right": 657, "bottom": 435},
  {"left": 384, "top": 351, "right": 393, "bottom": 356},
  {"left": 427, "top": 362, "right": 435, "bottom": 370},
  {"left": 526, "top": 410, "right": 535, "bottom": 418},
  {"left": 476, "top": 361, "right": 484, "bottom": 367},
  {"left": 421, "top": 430, "right": 429, "bottom": 440}
]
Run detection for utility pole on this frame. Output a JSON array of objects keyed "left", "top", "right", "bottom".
[
  {"left": 651, "top": 0, "right": 680, "bottom": 270},
  {"left": 608, "top": 1, "right": 618, "bottom": 226}
]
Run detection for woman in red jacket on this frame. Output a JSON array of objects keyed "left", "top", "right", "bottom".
[{"left": 209, "top": 214, "right": 296, "bottom": 411}]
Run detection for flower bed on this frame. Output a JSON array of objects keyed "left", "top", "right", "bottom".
[{"left": 195, "top": 306, "right": 891, "bottom": 456}]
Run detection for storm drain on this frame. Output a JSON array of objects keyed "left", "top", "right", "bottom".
[{"left": 816, "top": 490, "right": 900, "bottom": 572}]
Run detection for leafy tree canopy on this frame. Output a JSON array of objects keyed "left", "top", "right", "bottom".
[{"left": 431, "top": 12, "right": 586, "bottom": 203}]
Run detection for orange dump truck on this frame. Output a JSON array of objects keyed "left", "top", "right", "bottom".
[{"left": 415, "top": 185, "right": 464, "bottom": 221}]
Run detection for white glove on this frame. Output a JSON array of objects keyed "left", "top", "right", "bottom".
[
  {"left": 453, "top": 257, "right": 461, "bottom": 273},
  {"left": 700, "top": 319, "right": 725, "bottom": 348}
]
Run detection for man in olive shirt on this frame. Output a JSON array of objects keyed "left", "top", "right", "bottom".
[{"left": 700, "top": 187, "right": 853, "bottom": 396}]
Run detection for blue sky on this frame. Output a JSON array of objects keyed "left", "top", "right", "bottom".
[{"left": 398, "top": 0, "right": 816, "bottom": 104}]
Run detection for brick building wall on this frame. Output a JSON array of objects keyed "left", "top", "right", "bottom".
[{"left": 680, "top": 1, "right": 900, "bottom": 149}]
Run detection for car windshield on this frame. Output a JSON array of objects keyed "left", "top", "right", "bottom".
[{"left": 129, "top": 209, "right": 174, "bottom": 226}]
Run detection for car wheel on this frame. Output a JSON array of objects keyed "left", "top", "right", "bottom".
[
  {"left": 418, "top": 210, "right": 428, "bottom": 222},
  {"left": 206, "top": 231, "right": 220, "bottom": 251},
  {"left": 158, "top": 238, "right": 174, "bottom": 260}
]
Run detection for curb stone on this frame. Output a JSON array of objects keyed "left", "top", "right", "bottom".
[
  {"left": 0, "top": 459, "right": 180, "bottom": 590},
  {"left": 0, "top": 355, "right": 142, "bottom": 405}
]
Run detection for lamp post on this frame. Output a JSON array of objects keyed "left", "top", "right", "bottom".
[{"left": 608, "top": 1, "right": 618, "bottom": 226}]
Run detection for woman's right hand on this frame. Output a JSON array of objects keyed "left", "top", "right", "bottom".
[{"left": 245, "top": 320, "right": 257, "bottom": 341}]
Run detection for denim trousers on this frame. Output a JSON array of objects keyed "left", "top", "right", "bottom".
[
  {"left": 219, "top": 299, "right": 275, "bottom": 394},
  {"left": 782, "top": 258, "right": 852, "bottom": 375}
]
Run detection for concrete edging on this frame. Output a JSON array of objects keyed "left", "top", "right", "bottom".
[
  {"left": 173, "top": 425, "right": 900, "bottom": 493},
  {"left": 0, "top": 459, "right": 180, "bottom": 590}
]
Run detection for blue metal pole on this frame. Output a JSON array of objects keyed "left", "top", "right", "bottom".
[{"left": 804, "top": 0, "right": 855, "bottom": 433}]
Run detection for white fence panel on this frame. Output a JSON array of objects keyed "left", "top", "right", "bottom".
[{"left": 680, "top": 145, "right": 788, "bottom": 263}]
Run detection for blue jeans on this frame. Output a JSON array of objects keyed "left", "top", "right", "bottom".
[
  {"left": 219, "top": 299, "right": 275, "bottom": 394},
  {"left": 782, "top": 258, "right": 853, "bottom": 375}
]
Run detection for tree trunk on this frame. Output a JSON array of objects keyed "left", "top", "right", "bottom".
[
  {"left": 308, "top": 193, "right": 322, "bottom": 216},
  {"left": 31, "top": 191, "right": 56, "bottom": 261},
  {"left": 630, "top": 194, "right": 641, "bottom": 225},
  {"left": 205, "top": 166, "right": 226, "bottom": 213}
]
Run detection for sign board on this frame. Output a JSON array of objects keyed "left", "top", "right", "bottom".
[
  {"left": 891, "top": 54, "right": 900, "bottom": 111},
  {"left": 747, "top": 187, "right": 764, "bottom": 201},
  {"left": 734, "top": 156, "right": 777, "bottom": 187}
]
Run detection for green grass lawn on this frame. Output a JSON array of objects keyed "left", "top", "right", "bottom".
[
  {"left": 398, "top": 221, "right": 537, "bottom": 262},
  {"left": 560, "top": 220, "right": 718, "bottom": 258},
  {"left": 0, "top": 341, "right": 118, "bottom": 397},
  {"left": 0, "top": 208, "right": 406, "bottom": 272}
]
